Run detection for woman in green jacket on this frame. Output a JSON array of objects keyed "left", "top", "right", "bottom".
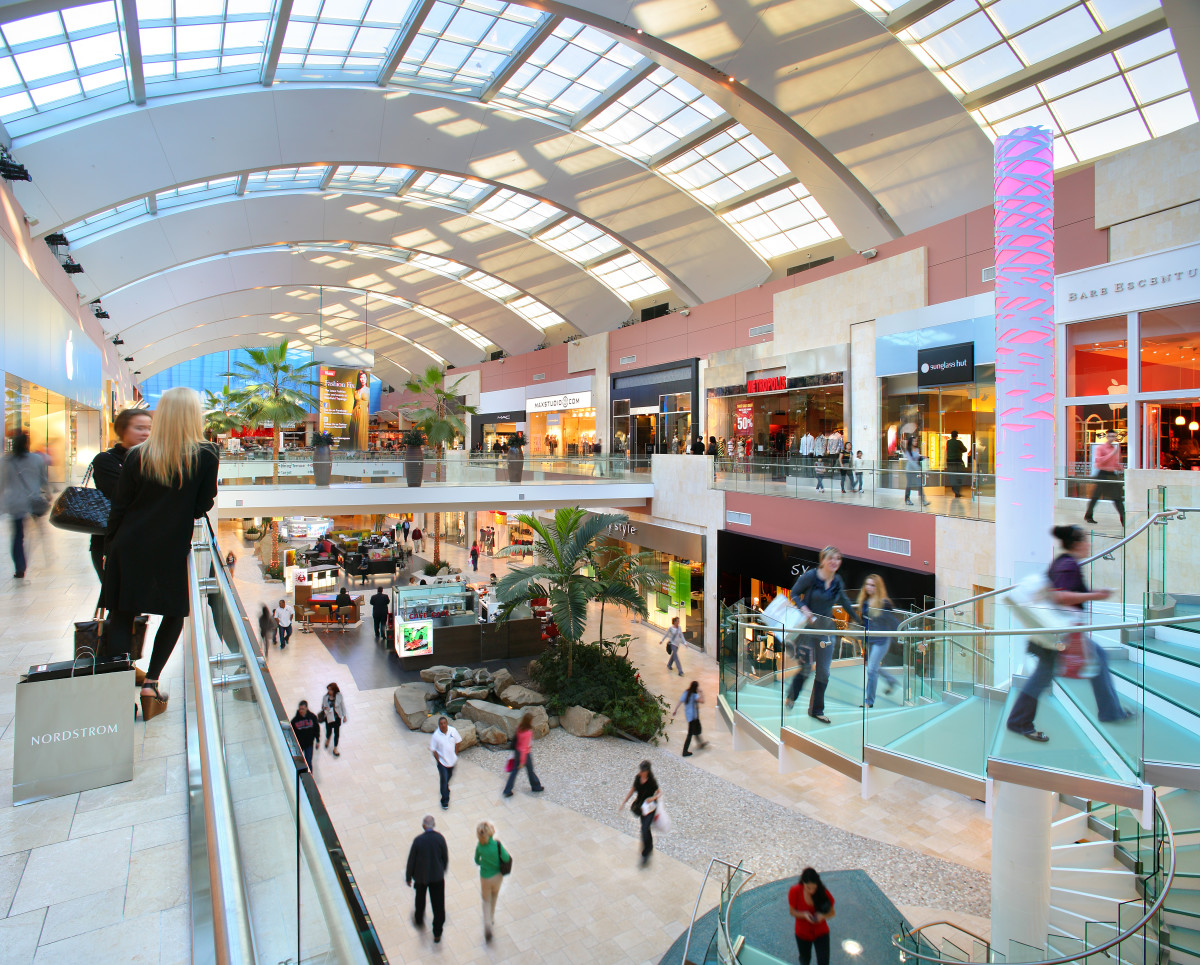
[{"left": 474, "top": 820, "right": 511, "bottom": 942}]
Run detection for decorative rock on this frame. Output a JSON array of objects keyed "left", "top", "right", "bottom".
[
  {"left": 461, "top": 699, "right": 525, "bottom": 740},
  {"left": 444, "top": 697, "right": 468, "bottom": 716},
  {"left": 526, "top": 706, "right": 550, "bottom": 739},
  {"left": 477, "top": 724, "right": 508, "bottom": 745},
  {"left": 548, "top": 715, "right": 559, "bottom": 729},
  {"left": 454, "top": 719, "right": 477, "bottom": 750},
  {"left": 490, "top": 667, "right": 515, "bottom": 697},
  {"left": 500, "top": 684, "right": 547, "bottom": 709},
  {"left": 394, "top": 682, "right": 438, "bottom": 730},
  {"left": 420, "top": 716, "right": 440, "bottom": 733},
  {"left": 560, "top": 705, "right": 610, "bottom": 738},
  {"left": 420, "top": 665, "right": 455, "bottom": 683},
  {"left": 434, "top": 677, "right": 453, "bottom": 694},
  {"left": 448, "top": 685, "right": 490, "bottom": 704}
]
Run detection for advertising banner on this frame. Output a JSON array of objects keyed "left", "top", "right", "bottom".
[
  {"left": 398, "top": 620, "right": 434, "bottom": 657},
  {"left": 735, "top": 402, "right": 754, "bottom": 436},
  {"left": 319, "top": 367, "right": 375, "bottom": 449},
  {"left": 669, "top": 560, "right": 690, "bottom": 607}
]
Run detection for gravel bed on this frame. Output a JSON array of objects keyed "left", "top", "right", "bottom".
[{"left": 467, "top": 729, "right": 990, "bottom": 917}]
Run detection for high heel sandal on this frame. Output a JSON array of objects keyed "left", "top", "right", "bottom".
[
  {"left": 140, "top": 682, "right": 168, "bottom": 722},
  {"left": 135, "top": 667, "right": 146, "bottom": 686}
]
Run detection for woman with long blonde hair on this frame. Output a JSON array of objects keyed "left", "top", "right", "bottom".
[
  {"left": 856, "top": 573, "right": 899, "bottom": 708},
  {"left": 104, "top": 387, "right": 219, "bottom": 720}
]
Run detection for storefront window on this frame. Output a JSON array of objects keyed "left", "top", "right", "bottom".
[
  {"left": 706, "top": 385, "right": 843, "bottom": 458},
  {"left": 1066, "top": 402, "right": 1127, "bottom": 480},
  {"left": 662, "top": 392, "right": 692, "bottom": 453},
  {"left": 4, "top": 374, "right": 97, "bottom": 484},
  {"left": 612, "top": 399, "right": 630, "bottom": 455},
  {"left": 1140, "top": 303, "right": 1200, "bottom": 393},
  {"left": 1066, "top": 316, "right": 1127, "bottom": 397},
  {"left": 1142, "top": 401, "right": 1200, "bottom": 471},
  {"left": 482, "top": 422, "right": 517, "bottom": 453},
  {"left": 529, "top": 407, "right": 597, "bottom": 454}
]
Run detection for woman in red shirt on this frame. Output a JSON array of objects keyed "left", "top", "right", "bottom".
[{"left": 788, "top": 867, "right": 836, "bottom": 965}]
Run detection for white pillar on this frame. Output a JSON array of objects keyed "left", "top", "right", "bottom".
[
  {"left": 991, "top": 781, "right": 1054, "bottom": 957},
  {"left": 994, "top": 127, "right": 1057, "bottom": 685}
]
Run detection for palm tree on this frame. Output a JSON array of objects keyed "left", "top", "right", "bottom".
[
  {"left": 223, "top": 342, "right": 317, "bottom": 568},
  {"left": 202, "top": 385, "right": 246, "bottom": 439},
  {"left": 398, "top": 365, "right": 477, "bottom": 566},
  {"left": 495, "top": 508, "right": 649, "bottom": 677},
  {"left": 591, "top": 546, "right": 669, "bottom": 645}
]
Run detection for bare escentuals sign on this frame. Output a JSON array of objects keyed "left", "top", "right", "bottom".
[{"left": 1056, "top": 242, "right": 1200, "bottom": 324}]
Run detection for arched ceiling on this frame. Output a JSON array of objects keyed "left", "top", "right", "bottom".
[{"left": 0, "top": 0, "right": 1195, "bottom": 385}]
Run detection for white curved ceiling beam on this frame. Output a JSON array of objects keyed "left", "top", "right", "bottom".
[
  {"left": 11, "top": 87, "right": 763, "bottom": 303},
  {"left": 98, "top": 248, "right": 563, "bottom": 361},
  {"left": 68, "top": 192, "right": 628, "bottom": 336}
]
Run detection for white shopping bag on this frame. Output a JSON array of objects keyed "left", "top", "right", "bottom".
[
  {"left": 1008, "top": 572, "right": 1077, "bottom": 651},
  {"left": 653, "top": 798, "right": 673, "bottom": 834}
]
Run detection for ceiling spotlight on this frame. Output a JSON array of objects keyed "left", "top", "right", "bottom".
[
  {"left": 62, "top": 258, "right": 84, "bottom": 274},
  {"left": 1177, "top": 415, "right": 1186, "bottom": 425},
  {"left": 133, "top": 370, "right": 141, "bottom": 375},
  {"left": 124, "top": 356, "right": 134, "bottom": 362},
  {"left": 44, "top": 232, "right": 68, "bottom": 247},
  {"left": 111, "top": 336, "right": 124, "bottom": 345},
  {"left": 0, "top": 149, "right": 30, "bottom": 182},
  {"left": 93, "top": 309, "right": 110, "bottom": 319}
]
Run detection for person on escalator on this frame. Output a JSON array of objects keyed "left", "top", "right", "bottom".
[
  {"left": 784, "top": 546, "right": 858, "bottom": 723},
  {"left": 1006, "top": 524, "right": 1135, "bottom": 742}
]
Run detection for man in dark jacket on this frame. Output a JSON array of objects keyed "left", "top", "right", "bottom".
[
  {"left": 357, "top": 553, "right": 370, "bottom": 585},
  {"left": 406, "top": 815, "right": 449, "bottom": 942},
  {"left": 290, "top": 700, "right": 320, "bottom": 771},
  {"left": 370, "top": 587, "right": 390, "bottom": 639}
]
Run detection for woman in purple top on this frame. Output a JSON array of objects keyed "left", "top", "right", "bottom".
[{"left": 1006, "top": 525, "right": 1134, "bottom": 742}]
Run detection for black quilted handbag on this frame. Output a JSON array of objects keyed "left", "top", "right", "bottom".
[{"left": 49, "top": 464, "right": 111, "bottom": 535}]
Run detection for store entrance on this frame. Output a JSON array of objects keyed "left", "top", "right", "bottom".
[{"left": 1143, "top": 401, "right": 1200, "bottom": 471}]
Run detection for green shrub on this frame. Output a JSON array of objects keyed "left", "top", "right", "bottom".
[
  {"left": 263, "top": 561, "right": 284, "bottom": 581},
  {"left": 423, "top": 561, "right": 444, "bottom": 576},
  {"left": 529, "top": 641, "right": 669, "bottom": 742}
]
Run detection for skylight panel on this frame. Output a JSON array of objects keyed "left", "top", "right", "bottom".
[
  {"left": 1141, "top": 91, "right": 1198, "bottom": 138},
  {"left": 472, "top": 189, "right": 559, "bottom": 233},
  {"left": 156, "top": 176, "right": 239, "bottom": 208},
  {"left": 464, "top": 269, "right": 519, "bottom": 300},
  {"left": 492, "top": 21, "right": 642, "bottom": 121},
  {"left": 329, "top": 164, "right": 415, "bottom": 192},
  {"left": 720, "top": 182, "right": 840, "bottom": 260},
  {"left": 409, "top": 251, "right": 471, "bottom": 278},
  {"left": 588, "top": 252, "right": 668, "bottom": 300},
  {"left": 138, "top": 0, "right": 272, "bottom": 85},
  {"left": 1009, "top": 7, "right": 1098, "bottom": 66},
  {"left": 659, "top": 124, "right": 789, "bottom": 207},
  {"left": 505, "top": 295, "right": 559, "bottom": 332},
  {"left": 536, "top": 217, "right": 622, "bottom": 265},
  {"left": 62, "top": 198, "right": 148, "bottom": 242},
  {"left": 584, "top": 66, "right": 726, "bottom": 162},
  {"left": 389, "top": 0, "right": 547, "bottom": 94},
  {"left": 246, "top": 165, "right": 328, "bottom": 190},
  {"left": 407, "top": 171, "right": 493, "bottom": 207},
  {"left": 276, "top": 0, "right": 419, "bottom": 76},
  {"left": 0, "top": 2, "right": 129, "bottom": 127},
  {"left": 987, "top": 0, "right": 1077, "bottom": 36}
]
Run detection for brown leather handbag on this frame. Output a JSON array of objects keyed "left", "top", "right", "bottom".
[{"left": 74, "top": 609, "right": 148, "bottom": 661}]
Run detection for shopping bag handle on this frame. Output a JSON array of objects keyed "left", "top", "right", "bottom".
[{"left": 71, "top": 654, "right": 97, "bottom": 677}]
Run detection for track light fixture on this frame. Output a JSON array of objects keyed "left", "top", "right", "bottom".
[
  {"left": 93, "top": 309, "right": 110, "bottom": 319},
  {"left": 111, "top": 335, "right": 124, "bottom": 345},
  {"left": 62, "top": 258, "right": 84, "bottom": 274},
  {"left": 44, "top": 232, "right": 68, "bottom": 247},
  {"left": 123, "top": 356, "right": 134, "bottom": 362},
  {"left": 0, "top": 148, "right": 30, "bottom": 182}
]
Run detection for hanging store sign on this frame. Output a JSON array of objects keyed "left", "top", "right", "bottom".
[
  {"left": 526, "top": 391, "right": 593, "bottom": 413},
  {"left": 746, "top": 375, "right": 787, "bottom": 394},
  {"left": 735, "top": 402, "right": 754, "bottom": 436},
  {"left": 917, "top": 341, "right": 975, "bottom": 388}
]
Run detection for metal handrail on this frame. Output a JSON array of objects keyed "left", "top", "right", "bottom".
[
  {"left": 200, "top": 519, "right": 387, "bottom": 965},
  {"left": 897, "top": 507, "right": 1200, "bottom": 633},
  {"left": 186, "top": 536, "right": 257, "bottom": 964},
  {"left": 680, "top": 857, "right": 748, "bottom": 965},
  {"left": 893, "top": 794, "right": 1175, "bottom": 965}
]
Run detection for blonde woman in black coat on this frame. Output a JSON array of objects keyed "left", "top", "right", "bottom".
[{"left": 104, "top": 387, "right": 219, "bottom": 720}]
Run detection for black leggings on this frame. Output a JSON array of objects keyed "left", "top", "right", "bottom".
[
  {"left": 109, "top": 610, "right": 184, "bottom": 681},
  {"left": 89, "top": 538, "right": 105, "bottom": 609},
  {"left": 796, "top": 933, "right": 830, "bottom": 965},
  {"left": 325, "top": 716, "right": 340, "bottom": 747}
]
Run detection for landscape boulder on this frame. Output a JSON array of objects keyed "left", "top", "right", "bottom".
[
  {"left": 419, "top": 665, "right": 455, "bottom": 684},
  {"left": 525, "top": 705, "right": 550, "bottom": 739},
  {"left": 548, "top": 715, "right": 559, "bottom": 729},
  {"left": 448, "top": 685, "right": 490, "bottom": 704},
  {"left": 500, "top": 684, "right": 546, "bottom": 709},
  {"left": 461, "top": 700, "right": 525, "bottom": 740},
  {"left": 394, "top": 682, "right": 438, "bottom": 730},
  {"left": 560, "top": 705, "right": 610, "bottom": 738},
  {"left": 453, "top": 719, "right": 478, "bottom": 750},
  {"left": 419, "top": 716, "right": 440, "bottom": 733},
  {"left": 476, "top": 724, "right": 508, "bottom": 745},
  {"left": 490, "top": 667, "right": 515, "bottom": 697}
]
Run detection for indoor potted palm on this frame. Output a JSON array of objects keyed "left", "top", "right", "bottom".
[{"left": 402, "top": 426, "right": 426, "bottom": 488}]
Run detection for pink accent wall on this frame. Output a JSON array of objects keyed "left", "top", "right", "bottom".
[
  {"left": 724, "top": 492, "right": 936, "bottom": 574},
  {"left": 455, "top": 342, "right": 584, "bottom": 393}
]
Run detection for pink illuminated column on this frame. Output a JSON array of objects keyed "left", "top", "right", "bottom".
[{"left": 994, "top": 126, "right": 1055, "bottom": 592}]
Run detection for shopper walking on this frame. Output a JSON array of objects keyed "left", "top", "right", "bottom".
[
  {"left": 88, "top": 409, "right": 152, "bottom": 603},
  {"left": 503, "top": 712, "right": 545, "bottom": 796},
  {"left": 1084, "top": 430, "right": 1126, "bottom": 527},
  {"left": 370, "top": 586, "right": 390, "bottom": 639},
  {"left": 357, "top": 553, "right": 370, "bottom": 585},
  {"left": 412, "top": 525, "right": 423, "bottom": 554},
  {"left": 620, "top": 760, "right": 662, "bottom": 867},
  {"left": 291, "top": 700, "right": 320, "bottom": 770},
  {"left": 837, "top": 447, "right": 852, "bottom": 493},
  {"left": 1, "top": 430, "right": 50, "bottom": 580},
  {"left": 321, "top": 682, "right": 346, "bottom": 756},
  {"left": 672, "top": 680, "right": 709, "bottom": 756},
  {"left": 902, "top": 435, "right": 929, "bottom": 507},
  {"left": 401, "top": 517, "right": 410, "bottom": 544},
  {"left": 470, "top": 541, "right": 480, "bottom": 571},
  {"left": 257, "top": 604, "right": 275, "bottom": 649},
  {"left": 857, "top": 574, "right": 899, "bottom": 707},
  {"left": 430, "top": 716, "right": 462, "bottom": 809},
  {"left": 474, "top": 821, "right": 511, "bottom": 942},
  {"left": 789, "top": 867, "right": 836, "bottom": 965},
  {"left": 103, "top": 387, "right": 219, "bottom": 721},
  {"left": 1006, "top": 525, "right": 1135, "bottom": 742},
  {"left": 945, "top": 430, "right": 968, "bottom": 498},
  {"left": 406, "top": 815, "right": 449, "bottom": 943},
  {"left": 663, "top": 616, "right": 686, "bottom": 676},
  {"left": 784, "top": 546, "right": 858, "bottom": 723},
  {"left": 273, "top": 598, "right": 295, "bottom": 648}
]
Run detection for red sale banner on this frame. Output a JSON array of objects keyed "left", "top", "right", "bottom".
[{"left": 735, "top": 402, "right": 754, "bottom": 436}]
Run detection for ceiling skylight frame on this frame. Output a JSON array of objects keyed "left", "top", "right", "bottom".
[
  {"left": 719, "top": 182, "right": 840, "bottom": 260},
  {"left": 136, "top": 0, "right": 274, "bottom": 88},
  {"left": 273, "top": 0, "right": 422, "bottom": 81},
  {"left": 588, "top": 251, "right": 669, "bottom": 301},
  {"left": 658, "top": 123, "right": 791, "bottom": 208}
]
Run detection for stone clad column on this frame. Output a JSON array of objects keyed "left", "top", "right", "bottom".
[{"left": 991, "top": 781, "right": 1055, "bottom": 956}]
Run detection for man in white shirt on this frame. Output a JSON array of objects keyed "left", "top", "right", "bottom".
[
  {"left": 663, "top": 617, "right": 686, "bottom": 676},
  {"left": 273, "top": 599, "right": 295, "bottom": 649},
  {"left": 429, "top": 716, "right": 463, "bottom": 810}
]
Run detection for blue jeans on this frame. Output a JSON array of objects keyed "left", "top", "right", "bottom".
[
  {"left": 864, "top": 639, "right": 898, "bottom": 706},
  {"left": 11, "top": 516, "right": 26, "bottom": 576},
  {"left": 276, "top": 624, "right": 293, "bottom": 648},
  {"left": 787, "top": 636, "right": 833, "bottom": 715},
  {"left": 437, "top": 761, "right": 454, "bottom": 807},
  {"left": 1007, "top": 641, "right": 1125, "bottom": 734},
  {"left": 667, "top": 644, "right": 683, "bottom": 675},
  {"left": 503, "top": 752, "right": 543, "bottom": 794}
]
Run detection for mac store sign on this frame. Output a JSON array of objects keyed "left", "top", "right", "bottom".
[{"left": 917, "top": 341, "right": 975, "bottom": 389}]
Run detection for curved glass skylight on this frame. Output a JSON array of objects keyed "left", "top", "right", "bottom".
[
  {"left": 313, "top": 283, "right": 492, "bottom": 352},
  {"left": 850, "top": 0, "right": 1197, "bottom": 167}
]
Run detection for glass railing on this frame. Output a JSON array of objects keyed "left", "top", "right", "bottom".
[
  {"left": 217, "top": 452, "right": 650, "bottom": 486},
  {"left": 185, "top": 520, "right": 387, "bottom": 964}
]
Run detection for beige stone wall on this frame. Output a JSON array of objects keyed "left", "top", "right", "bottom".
[
  {"left": 935, "top": 516, "right": 997, "bottom": 603},
  {"left": 1095, "top": 123, "right": 1200, "bottom": 230},
  {"left": 849, "top": 319, "right": 878, "bottom": 461},
  {"left": 1110, "top": 201, "right": 1200, "bottom": 261},
  {"left": 453, "top": 368, "right": 482, "bottom": 409},
  {"left": 772, "top": 248, "right": 928, "bottom": 355},
  {"left": 568, "top": 332, "right": 609, "bottom": 444}
]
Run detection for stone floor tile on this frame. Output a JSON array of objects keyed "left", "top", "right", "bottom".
[
  {"left": 33, "top": 910, "right": 161, "bottom": 965},
  {"left": 0, "top": 850, "right": 29, "bottom": 918},
  {"left": 10, "top": 827, "right": 132, "bottom": 917},
  {"left": 0, "top": 907, "right": 46, "bottom": 965},
  {"left": 39, "top": 886, "right": 126, "bottom": 945}
]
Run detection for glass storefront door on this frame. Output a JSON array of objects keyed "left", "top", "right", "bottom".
[{"left": 5, "top": 374, "right": 99, "bottom": 485}]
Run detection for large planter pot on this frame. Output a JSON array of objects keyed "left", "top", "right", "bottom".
[
  {"left": 506, "top": 447, "right": 524, "bottom": 483},
  {"left": 312, "top": 445, "right": 332, "bottom": 487},
  {"left": 405, "top": 446, "right": 424, "bottom": 487}
]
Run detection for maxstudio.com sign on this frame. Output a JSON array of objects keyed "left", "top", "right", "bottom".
[{"left": 917, "top": 341, "right": 975, "bottom": 388}]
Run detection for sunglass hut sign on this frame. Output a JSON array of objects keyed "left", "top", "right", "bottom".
[{"left": 1057, "top": 244, "right": 1200, "bottom": 324}]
